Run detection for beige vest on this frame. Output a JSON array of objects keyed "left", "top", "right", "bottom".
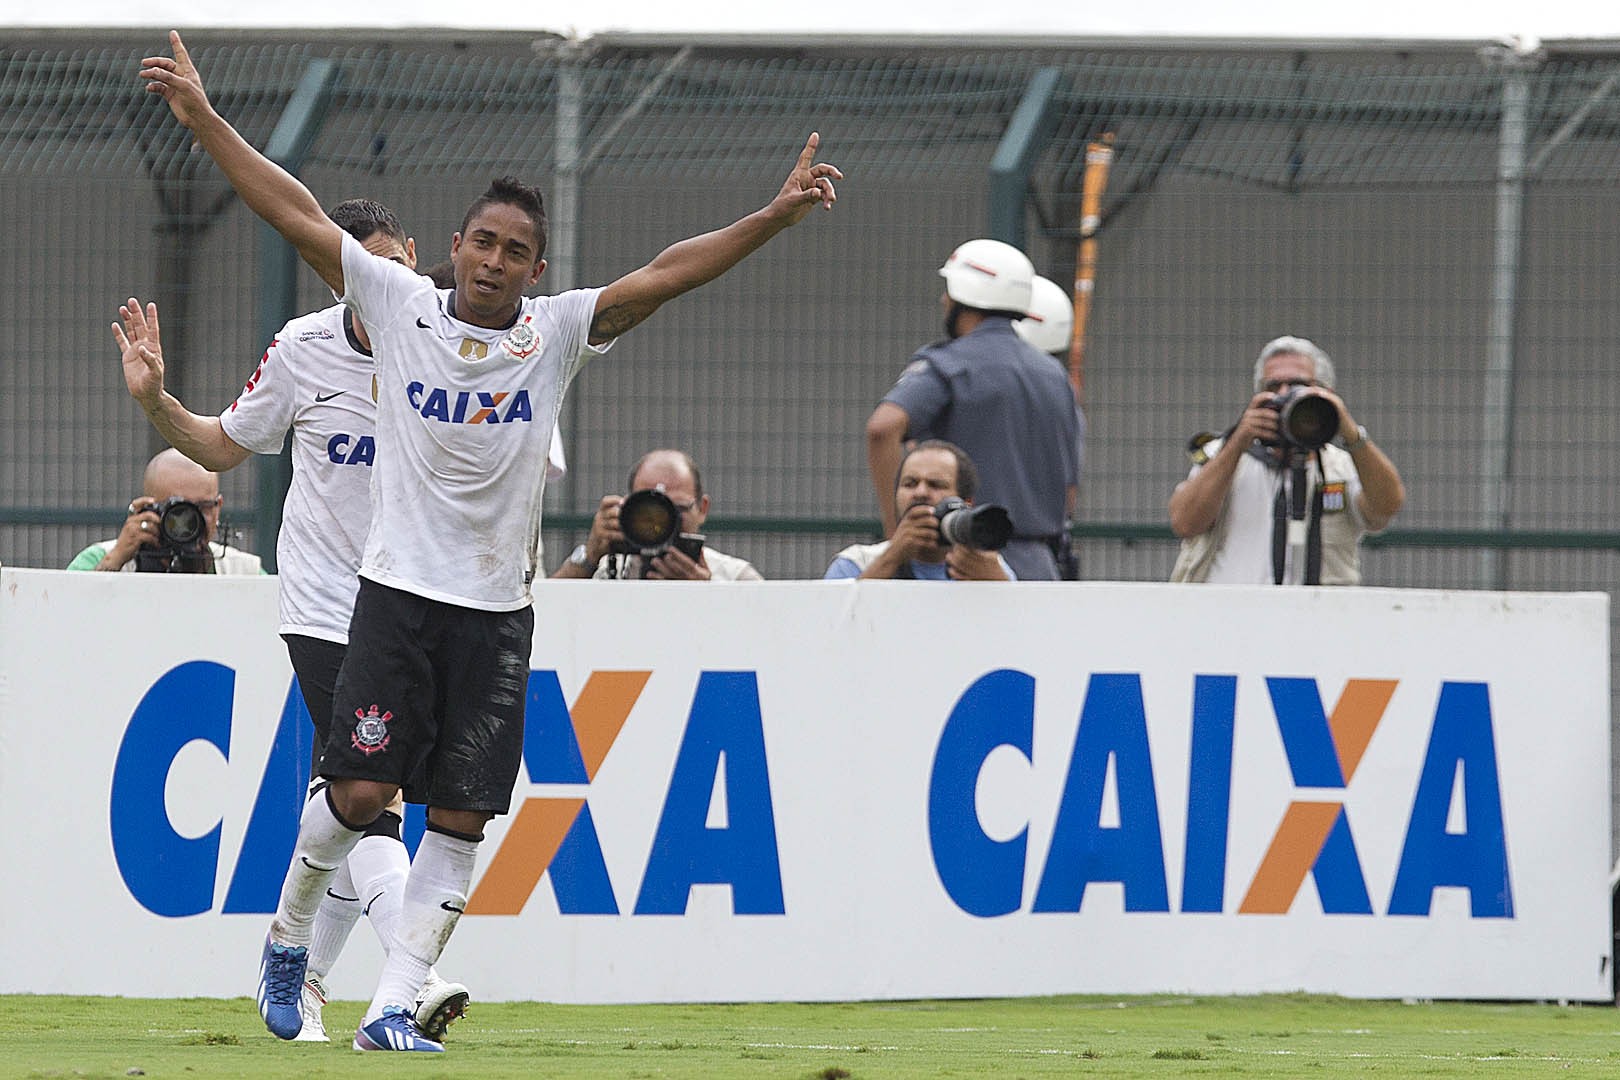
[{"left": 1170, "top": 441, "right": 1363, "bottom": 586}]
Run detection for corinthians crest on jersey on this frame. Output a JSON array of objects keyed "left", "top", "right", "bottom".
[
  {"left": 351, "top": 704, "right": 393, "bottom": 756},
  {"left": 500, "top": 315, "right": 542, "bottom": 361}
]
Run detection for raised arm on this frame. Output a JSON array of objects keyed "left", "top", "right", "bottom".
[
  {"left": 140, "top": 31, "right": 343, "bottom": 293},
  {"left": 115, "top": 297, "right": 251, "bottom": 472},
  {"left": 587, "top": 132, "right": 841, "bottom": 345}
]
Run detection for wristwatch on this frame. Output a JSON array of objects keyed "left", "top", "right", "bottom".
[
  {"left": 567, "top": 543, "right": 596, "bottom": 571},
  {"left": 1341, "top": 424, "right": 1369, "bottom": 451}
]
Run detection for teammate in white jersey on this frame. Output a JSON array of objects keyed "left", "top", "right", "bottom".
[
  {"left": 116, "top": 200, "right": 481, "bottom": 1042},
  {"left": 142, "top": 30, "right": 840, "bottom": 1053}
]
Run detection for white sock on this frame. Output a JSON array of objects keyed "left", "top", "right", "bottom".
[
  {"left": 348, "top": 833, "right": 410, "bottom": 956},
  {"left": 272, "top": 790, "right": 366, "bottom": 947},
  {"left": 364, "top": 829, "right": 478, "bottom": 1024},
  {"left": 307, "top": 860, "right": 362, "bottom": 980}
]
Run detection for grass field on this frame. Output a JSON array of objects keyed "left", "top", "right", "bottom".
[{"left": 7, "top": 994, "right": 1620, "bottom": 1079}]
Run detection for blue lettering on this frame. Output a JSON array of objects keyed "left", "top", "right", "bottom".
[
  {"left": 634, "top": 672, "right": 784, "bottom": 916},
  {"left": 1313, "top": 809, "right": 1374, "bottom": 914},
  {"left": 407, "top": 380, "right": 424, "bottom": 408},
  {"left": 110, "top": 662, "right": 234, "bottom": 918},
  {"left": 504, "top": 389, "right": 533, "bottom": 423},
  {"left": 451, "top": 391, "right": 470, "bottom": 424},
  {"left": 1268, "top": 677, "right": 1346, "bottom": 787},
  {"left": 1181, "top": 675, "right": 1237, "bottom": 913},
  {"left": 523, "top": 670, "right": 590, "bottom": 783},
  {"left": 1033, "top": 674, "right": 1169, "bottom": 913},
  {"left": 327, "top": 433, "right": 376, "bottom": 466},
  {"left": 221, "top": 680, "right": 316, "bottom": 913},
  {"left": 421, "top": 388, "right": 451, "bottom": 422},
  {"left": 547, "top": 805, "right": 620, "bottom": 914},
  {"left": 927, "top": 669, "right": 1032, "bottom": 918},
  {"left": 1388, "top": 682, "right": 1514, "bottom": 918},
  {"left": 518, "top": 671, "right": 615, "bottom": 911},
  {"left": 348, "top": 435, "right": 375, "bottom": 466}
]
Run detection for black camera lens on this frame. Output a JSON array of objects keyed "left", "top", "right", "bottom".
[
  {"left": 1271, "top": 387, "right": 1340, "bottom": 451},
  {"left": 617, "top": 488, "right": 680, "bottom": 551},
  {"left": 933, "top": 496, "right": 1015, "bottom": 551},
  {"left": 157, "top": 500, "right": 205, "bottom": 546}
]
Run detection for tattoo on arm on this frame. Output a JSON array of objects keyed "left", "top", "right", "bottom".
[{"left": 590, "top": 300, "right": 655, "bottom": 342}]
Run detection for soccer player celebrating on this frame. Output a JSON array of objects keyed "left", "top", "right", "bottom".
[
  {"left": 116, "top": 201, "right": 487, "bottom": 1043},
  {"left": 139, "top": 30, "right": 840, "bottom": 1053}
]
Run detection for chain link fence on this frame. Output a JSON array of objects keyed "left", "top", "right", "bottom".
[{"left": 2, "top": 31, "right": 1617, "bottom": 840}]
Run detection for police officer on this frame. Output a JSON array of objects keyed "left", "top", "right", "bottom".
[{"left": 867, "top": 241, "right": 1080, "bottom": 581}]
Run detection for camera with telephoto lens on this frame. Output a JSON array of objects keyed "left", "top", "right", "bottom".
[
  {"left": 610, "top": 488, "right": 705, "bottom": 578},
  {"left": 134, "top": 496, "right": 214, "bottom": 573},
  {"left": 932, "top": 496, "right": 1014, "bottom": 551},
  {"left": 1263, "top": 385, "right": 1340, "bottom": 452}
]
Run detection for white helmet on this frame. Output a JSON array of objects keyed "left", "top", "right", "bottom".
[
  {"left": 1014, "top": 275, "right": 1073, "bottom": 355},
  {"left": 938, "top": 239, "right": 1034, "bottom": 315}
]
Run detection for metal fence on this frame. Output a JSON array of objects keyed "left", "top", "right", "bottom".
[{"left": 2, "top": 31, "right": 1617, "bottom": 841}]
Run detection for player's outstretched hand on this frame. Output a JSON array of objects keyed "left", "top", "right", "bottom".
[
  {"left": 114, "top": 297, "right": 166, "bottom": 408},
  {"left": 140, "top": 30, "right": 214, "bottom": 130},
  {"left": 769, "top": 132, "right": 842, "bottom": 227}
]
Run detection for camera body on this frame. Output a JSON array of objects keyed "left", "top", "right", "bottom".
[
  {"left": 1263, "top": 386, "right": 1340, "bottom": 452},
  {"left": 134, "top": 496, "right": 213, "bottom": 573},
  {"left": 932, "top": 496, "right": 1014, "bottom": 551},
  {"left": 609, "top": 488, "right": 706, "bottom": 578}
]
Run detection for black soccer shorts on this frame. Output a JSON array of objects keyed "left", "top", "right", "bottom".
[{"left": 322, "top": 578, "right": 534, "bottom": 814}]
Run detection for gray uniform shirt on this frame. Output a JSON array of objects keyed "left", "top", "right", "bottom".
[{"left": 883, "top": 318, "right": 1079, "bottom": 579}]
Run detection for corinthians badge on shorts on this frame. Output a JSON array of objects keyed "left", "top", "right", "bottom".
[
  {"left": 352, "top": 704, "right": 393, "bottom": 756},
  {"left": 500, "top": 315, "right": 541, "bottom": 361}
]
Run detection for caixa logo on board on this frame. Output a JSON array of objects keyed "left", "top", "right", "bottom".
[
  {"left": 928, "top": 670, "right": 1514, "bottom": 919},
  {"left": 109, "top": 663, "right": 784, "bottom": 919}
]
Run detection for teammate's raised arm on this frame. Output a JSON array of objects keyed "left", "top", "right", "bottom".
[
  {"left": 587, "top": 132, "right": 841, "bottom": 345},
  {"left": 140, "top": 30, "right": 343, "bottom": 293},
  {"left": 115, "top": 297, "right": 251, "bottom": 472}
]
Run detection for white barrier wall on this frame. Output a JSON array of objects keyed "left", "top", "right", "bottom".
[{"left": 0, "top": 567, "right": 1609, "bottom": 1002}]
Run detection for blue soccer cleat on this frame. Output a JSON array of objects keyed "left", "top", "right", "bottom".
[
  {"left": 257, "top": 936, "right": 309, "bottom": 1040},
  {"left": 353, "top": 1005, "right": 446, "bottom": 1053}
]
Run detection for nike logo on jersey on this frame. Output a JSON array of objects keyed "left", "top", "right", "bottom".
[
  {"left": 416, "top": 317, "right": 432, "bottom": 330},
  {"left": 440, "top": 900, "right": 466, "bottom": 914},
  {"left": 314, "top": 390, "right": 346, "bottom": 403}
]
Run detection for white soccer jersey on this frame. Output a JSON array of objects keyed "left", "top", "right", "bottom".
[
  {"left": 221, "top": 305, "right": 376, "bottom": 642},
  {"left": 341, "top": 232, "right": 608, "bottom": 610},
  {"left": 219, "top": 300, "right": 573, "bottom": 638}
]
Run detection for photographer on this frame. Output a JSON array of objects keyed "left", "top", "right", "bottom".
[
  {"left": 826, "top": 440, "right": 1015, "bottom": 581},
  {"left": 552, "top": 449, "right": 763, "bottom": 581},
  {"left": 1168, "top": 336, "right": 1405, "bottom": 585},
  {"left": 66, "top": 447, "right": 261, "bottom": 574}
]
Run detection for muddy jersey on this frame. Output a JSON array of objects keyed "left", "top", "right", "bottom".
[
  {"left": 220, "top": 304, "right": 376, "bottom": 642},
  {"left": 340, "top": 231, "right": 608, "bottom": 610}
]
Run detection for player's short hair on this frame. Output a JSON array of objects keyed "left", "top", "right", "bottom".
[
  {"left": 461, "top": 176, "right": 548, "bottom": 261},
  {"left": 628, "top": 449, "right": 703, "bottom": 502},
  {"left": 327, "top": 198, "right": 407, "bottom": 248},
  {"left": 1254, "top": 335, "right": 1337, "bottom": 390},
  {"left": 422, "top": 260, "right": 456, "bottom": 289},
  {"left": 900, "top": 439, "right": 978, "bottom": 501}
]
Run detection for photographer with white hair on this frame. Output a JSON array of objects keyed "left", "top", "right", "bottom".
[{"left": 1168, "top": 335, "right": 1405, "bottom": 585}]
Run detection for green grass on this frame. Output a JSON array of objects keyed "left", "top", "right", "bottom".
[{"left": 5, "top": 994, "right": 1620, "bottom": 1078}]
